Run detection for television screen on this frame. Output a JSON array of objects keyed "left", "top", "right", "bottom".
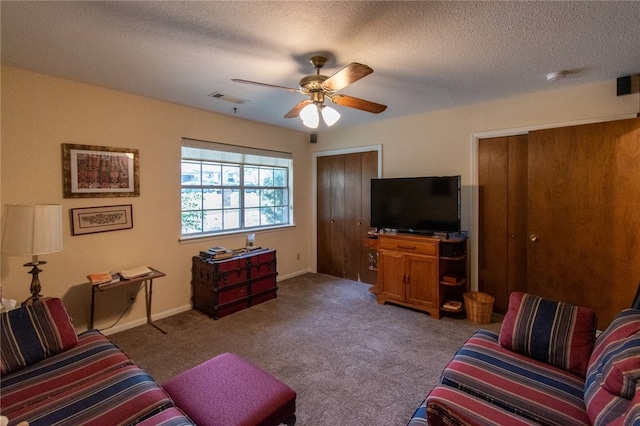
[{"left": 370, "top": 176, "right": 461, "bottom": 234}]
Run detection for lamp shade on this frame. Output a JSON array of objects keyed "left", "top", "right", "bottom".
[{"left": 2, "top": 204, "right": 63, "bottom": 256}]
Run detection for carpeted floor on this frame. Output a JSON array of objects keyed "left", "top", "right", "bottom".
[{"left": 110, "top": 273, "right": 502, "bottom": 426}]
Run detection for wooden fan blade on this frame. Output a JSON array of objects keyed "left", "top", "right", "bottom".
[
  {"left": 330, "top": 94, "right": 387, "bottom": 114},
  {"left": 322, "top": 63, "right": 373, "bottom": 91},
  {"left": 232, "top": 79, "right": 303, "bottom": 94},
  {"left": 284, "top": 99, "right": 313, "bottom": 118}
]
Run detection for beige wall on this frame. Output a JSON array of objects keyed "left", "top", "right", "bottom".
[
  {"left": 313, "top": 79, "right": 637, "bottom": 189},
  {"left": 310, "top": 79, "right": 639, "bottom": 289},
  {"left": 2, "top": 66, "right": 639, "bottom": 332},
  {"left": 1, "top": 66, "right": 312, "bottom": 333}
]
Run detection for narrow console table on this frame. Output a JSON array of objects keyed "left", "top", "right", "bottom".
[{"left": 89, "top": 267, "right": 167, "bottom": 334}]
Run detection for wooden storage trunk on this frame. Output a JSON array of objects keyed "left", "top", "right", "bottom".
[{"left": 191, "top": 249, "right": 277, "bottom": 319}]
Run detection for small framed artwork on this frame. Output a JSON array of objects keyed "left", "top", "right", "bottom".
[
  {"left": 71, "top": 204, "right": 133, "bottom": 236},
  {"left": 62, "top": 144, "right": 140, "bottom": 198}
]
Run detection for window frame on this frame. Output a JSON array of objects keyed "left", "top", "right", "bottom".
[{"left": 180, "top": 138, "right": 293, "bottom": 239}]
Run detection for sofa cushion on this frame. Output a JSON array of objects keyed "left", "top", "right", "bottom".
[
  {"left": 423, "top": 385, "right": 540, "bottom": 426},
  {"left": 4, "top": 364, "right": 173, "bottom": 426},
  {"left": 584, "top": 309, "right": 640, "bottom": 425},
  {"left": 499, "top": 292, "right": 597, "bottom": 377},
  {"left": 0, "top": 330, "right": 132, "bottom": 415},
  {"left": 442, "top": 330, "right": 590, "bottom": 426},
  {"left": 1, "top": 298, "right": 78, "bottom": 375}
]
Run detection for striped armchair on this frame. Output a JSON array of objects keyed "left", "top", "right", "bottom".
[{"left": 408, "top": 292, "right": 640, "bottom": 426}]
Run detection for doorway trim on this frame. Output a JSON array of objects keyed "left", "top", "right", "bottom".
[
  {"left": 312, "top": 144, "right": 382, "bottom": 273},
  {"left": 468, "top": 113, "right": 637, "bottom": 292}
]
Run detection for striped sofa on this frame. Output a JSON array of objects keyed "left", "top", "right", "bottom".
[
  {"left": 408, "top": 292, "right": 640, "bottom": 426},
  {"left": 1, "top": 297, "right": 195, "bottom": 426}
]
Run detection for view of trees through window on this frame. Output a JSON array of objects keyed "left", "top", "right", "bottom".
[{"left": 181, "top": 160, "right": 289, "bottom": 235}]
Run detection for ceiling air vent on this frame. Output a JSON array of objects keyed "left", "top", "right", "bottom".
[{"left": 207, "top": 92, "right": 249, "bottom": 104}]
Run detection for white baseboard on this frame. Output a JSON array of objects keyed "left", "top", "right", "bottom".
[
  {"left": 277, "top": 268, "right": 312, "bottom": 281},
  {"left": 101, "top": 304, "right": 192, "bottom": 336},
  {"left": 100, "top": 268, "right": 313, "bottom": 336}
]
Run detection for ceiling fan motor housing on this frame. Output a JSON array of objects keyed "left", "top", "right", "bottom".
[{"left": 299, "top": 75, "right": 330, "bottom": 93}]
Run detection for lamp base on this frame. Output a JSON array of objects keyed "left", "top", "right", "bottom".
[{"left": 22, "top": 260, "right": 46, "bottom": 306}]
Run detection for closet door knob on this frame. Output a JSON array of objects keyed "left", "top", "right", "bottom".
[{"left": 530, "top": 234, "right": 539, "bottom": 242}]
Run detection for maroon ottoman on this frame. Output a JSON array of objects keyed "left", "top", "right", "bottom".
[{"left": 163, "top": 353, "right": 296, "bottom": 426}]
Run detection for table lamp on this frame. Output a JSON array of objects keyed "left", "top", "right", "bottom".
[{"left": 2, "top": 204, "right": 63, "bottom": 304}]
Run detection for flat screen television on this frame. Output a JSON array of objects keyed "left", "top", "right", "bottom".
[{"left": 370, "top": 176, "right": 461, "bottom": 234}]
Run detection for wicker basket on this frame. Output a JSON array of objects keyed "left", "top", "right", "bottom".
[{"left": 463, "top": 292, "right": 495, "bottom": 324}]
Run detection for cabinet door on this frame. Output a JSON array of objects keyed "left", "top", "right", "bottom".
[
  {"left": 378, "top": 249, "right": 404, "bottom": 302},
  {"left": 405, "top": 254, "right": 438, "bottom": 308}
]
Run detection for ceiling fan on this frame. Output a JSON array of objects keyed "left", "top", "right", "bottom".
[{"left": 232, "top": 55, "right": 387, "bottom": 128}]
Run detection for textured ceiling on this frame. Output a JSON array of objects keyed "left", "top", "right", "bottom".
[{"left": 2, "top": 1, "right": 639, "bottom": 131}]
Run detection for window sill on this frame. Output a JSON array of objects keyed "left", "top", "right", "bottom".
[{"left": 179, "top": 224, "right": 296, "bottom": 244}]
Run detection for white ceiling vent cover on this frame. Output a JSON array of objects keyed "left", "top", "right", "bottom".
[{"left": 207, "top": 92, "right": 249, "bottom": 104}]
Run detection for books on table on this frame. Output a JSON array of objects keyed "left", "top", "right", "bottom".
[
  {"left": 208, "top": 246, "right": 228, "bottom": 253},
  {"left": 120, "top": 266, "right": 153, "bottom": 279},
  {"left": 200, "top": 247, "right": 234, "bottom": 260},
  {"left": 89, "top": 267, "right": 153, "bottom": 284},
  {"left": 88, "top": 271, "right": 120, "bottom": 285},
  {"left": 120, "top": 266, "right": 153, "bottom": 280}
]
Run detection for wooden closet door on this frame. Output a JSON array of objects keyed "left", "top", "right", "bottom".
[
  {"left": 317, "top": 155, "right": 346, "bottom": 277},
  {"left": 506, "top": 135, "right": 528, "bottom": 309},
  {"left": 345, "top": 153, "right": 363, "bottom": 281},
  {"left": 317, "top": 155, "right": 332, "bottom": 274},
  {"left": 317, "top": 151, "right": 378, "bottom": 283},
  {"left": 527, "top": 118, "right": 640, "bottom": 328},
  {"left": 478, "top": 135, "right": 527, "bottom": 313},
  {"left": 355, "top": 151, "right": 378, "bottom": 284}
]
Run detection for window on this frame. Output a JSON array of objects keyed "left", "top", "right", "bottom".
[{"left": 181, "top": 138, "right": 293, "bottom": 238}]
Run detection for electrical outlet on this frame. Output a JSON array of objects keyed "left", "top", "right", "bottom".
[{"left": 127, "top": 291, "right": 137, "bottom": 303}]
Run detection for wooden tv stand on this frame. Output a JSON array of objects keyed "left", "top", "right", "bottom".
[{"left": 375, "top": 232, "right": 468, "bottom": 319}]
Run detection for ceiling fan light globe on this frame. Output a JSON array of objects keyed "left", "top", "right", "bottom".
[
  {"left": 302, "top": 118, "right": 319, "bottom": 129},
  {"left": 321, "top": 106, "right": 340, "bottom": 126},
  {"left": 300, "top": 103, "right": 319, "bottom": 128},
  {"left": 300, "top": 103, "right": 318, "bottom": 121}
]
